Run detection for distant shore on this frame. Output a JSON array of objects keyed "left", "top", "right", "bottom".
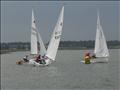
[
  {"left": 1, "top": 41, "right": 120, "bottom": 54},
  {"left": 1, "top": 47, "right": 120, "bottom": 54},
  {"left": 0, "top": 49, "right": 29, "bottom": 54}
]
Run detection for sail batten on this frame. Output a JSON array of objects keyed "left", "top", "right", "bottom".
[{"left": 94, "top": 12, "right": 109, "bottom": 57}]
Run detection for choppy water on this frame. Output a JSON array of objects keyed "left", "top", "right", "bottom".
[{"left": 1, "top": 49, "right": 120, "bottom": 90}]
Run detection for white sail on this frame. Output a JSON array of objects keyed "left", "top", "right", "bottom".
[
  {"left": 31, "top": 10, "right": 38, "bottom": 54},
  {"left": 94, "top": 12, "right": 109, "bottom": 57},
  {"left": 29, "top": 9, "right": 47, "bottom": 66},
  {"left": 37, "top": 29, "right": 46, "bottom": 56},
  {"left": 46, "top": 6, "right": 64, "bottom": 61}
]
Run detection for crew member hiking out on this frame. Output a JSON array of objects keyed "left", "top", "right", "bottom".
[
  {"left": 84, "top": 52, "right": 91, "bottom": 64},
  {"left": 35, "top": 54, "right": 41, "bottom": 63},
  {"left": 23, "top": 55, "right": 29, "bottom": 62}
]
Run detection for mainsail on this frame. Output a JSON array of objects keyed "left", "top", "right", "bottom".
[
  {"left": 94, "top": 12, "right": 109, "bottom": 57},
  {"left": 46, "top": 6, "right": 64, "bottom": 61},
  {"left": 31, "top": 10, "right": 46, "bottom": 55},
  {"left": 31, "top": 10, "right": 38, "bottom": 54}
]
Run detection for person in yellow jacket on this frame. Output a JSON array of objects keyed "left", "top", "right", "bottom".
[{"left": 84, "top": 53, "right": 91, "bottom": 64}]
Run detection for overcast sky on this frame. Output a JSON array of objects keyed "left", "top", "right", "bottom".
[{"left": 1, "top": 1, "right": 119, "bottom": 43}]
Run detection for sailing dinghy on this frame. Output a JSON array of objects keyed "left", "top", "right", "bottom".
[
  {"left": 29, "top": 6, "right": 64, "bottom": 66},
  {"left": 92, "top": 11, "right": 109, "bottom": 63},
  {"left": 81, "top": 11, "right": 109, "bottom": 64}
]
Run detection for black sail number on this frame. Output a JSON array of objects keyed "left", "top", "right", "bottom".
[{"left": 55, "top": 31, "right": 61, "bottom": 39}]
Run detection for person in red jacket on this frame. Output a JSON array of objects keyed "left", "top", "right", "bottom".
[{"left": 35, "top": 55, "right": 41, "bottom": 63}]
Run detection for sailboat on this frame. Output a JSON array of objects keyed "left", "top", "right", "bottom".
[
  {"left": 29, "top": 10, "right": 46, "bottom": 66},
  {"left": 94, "top": 11, "right": 109, "bottom": 58},
  {"left": 81, "top": 11, "right": 109, "bottom": 64},
  {"left": 29, "top": 6, "right": 64, "bottom": 66},
  {"left": 89, "top": 11, "right": 109, "bottom": 63},
  {"left": 44, "top": 6, "right": 64, "bottom": 65}
]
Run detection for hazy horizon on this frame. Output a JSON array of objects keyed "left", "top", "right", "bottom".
[{"left": 1, "top": 1, "right": 120, "bottom": 43}]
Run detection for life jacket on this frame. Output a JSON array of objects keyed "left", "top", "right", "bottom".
[{"left": 84, "top": 54, "right": 91, "bottom": 61}]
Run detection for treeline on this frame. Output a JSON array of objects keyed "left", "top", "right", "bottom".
[
  {"left": 59, "top": 40, "right": 120, "bottom": 49},
  {"left": 0, "top": 40, "right": 120, "bottom": 51},
  {"left": 0, "top": 42, "right": 30, "bottom": 51}
]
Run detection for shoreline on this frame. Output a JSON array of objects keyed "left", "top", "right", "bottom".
[
  {"left": 1, "top": 47, "right": 120, "bottom": 54},
  {"left": 0, "top": 49, "right": 29, "bottom": 54}
]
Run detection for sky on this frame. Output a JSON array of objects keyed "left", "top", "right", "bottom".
[{"left": 1, "top": 1, "right": 120, "bottom": 43}]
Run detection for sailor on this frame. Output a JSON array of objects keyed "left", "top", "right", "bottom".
[
  {"left": 41, "top": 55, "right": 46, "bottom": 64},
  {"left": 23, "top": 55, "right": 29, "bottom": 62},
  {"left": 84, "top": 52, "right": 91, "bottom": 64},
  {"left": 35, "top": 54, "right": 41, "bottom": 63}
]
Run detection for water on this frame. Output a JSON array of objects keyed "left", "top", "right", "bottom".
[{"left": 1, "top": 49, "right": 120, "bottom": 90}]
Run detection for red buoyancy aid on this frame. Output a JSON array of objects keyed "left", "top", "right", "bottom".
[{"left": 35, "top": 55, "right": 41, "bottom": 62}]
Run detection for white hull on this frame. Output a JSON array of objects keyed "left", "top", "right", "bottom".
[
  {"left": 28, "top": 59, "right": 41, "bottom": 66},
  {"left": 92, "top": 58, "right": 109, "bottom": 63},
  {"left": 28, "top": 58, "right": 52, "bottom": 66},
  {"left": 80, "top": 60, "right": 96, "bottom": 64},
  {"left": 44, "top": 58, "right": 52, "bottom": 65}
]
